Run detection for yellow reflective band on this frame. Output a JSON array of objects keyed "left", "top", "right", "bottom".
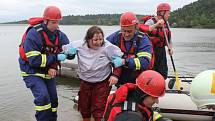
[
  {"left": 35, "top": 73, "right": 51, "bottom": 79},
  {"left": 137, "top": 34, "right": 143, "bottom": 38},
  {"left": 137, "top": 52, "right": 152, "bottom": 60},
  {"left": 52, "top": 108, "right": 57, "bottom": 112},
  {"left": 21, "top": 71, "right": 29, "bottom": 76},
  {"left": 211, "top": 73, "right": 215, "bottom": 94},
  {"left": 134, "top": 58, "right": 141, "bottom": 70},
  {"left": 40, "top": 54, "right": 47, "bottom": 67},
  {"left": 35, "top": 103, "right": 51, "bottom": 111},
  {"left": 21, "top": 71, "right": 51, "bottom": 79},
  {"left": 153, "top": 111, "right": 162, "bottom": 121},
  {"left": 26, "top": 51, "right": 41, "bottom": 58}
]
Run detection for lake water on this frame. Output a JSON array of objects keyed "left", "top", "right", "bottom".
[{"left": 0, "top": 24, "right": 215, "bottom": 121}]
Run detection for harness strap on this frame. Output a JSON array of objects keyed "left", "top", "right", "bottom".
[
  {"left": 122, "top": 101, "right": 138, "bottom": 112},
  {"left": 32, "top": 23, "right": 60, "bottom": 48},
  {"left": 36, "top": 26, "right": 60, "bottom": 54},
  {"left": 19, "top": 22, "right": 61, "bottom": 62},
  {"left": 117, "top": 31, "right": 146, "bottom": 55}
]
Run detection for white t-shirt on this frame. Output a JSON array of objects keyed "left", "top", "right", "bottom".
[
  {"left": 145, "top": 19, "right": 155, "bottom": 26},
  {"left": 64, "top": 40, "right": 123, "bottom": 83}
]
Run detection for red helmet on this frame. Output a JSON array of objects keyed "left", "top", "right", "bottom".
[
  {"left": 43, "top": 6, "right": 62, "bottom": 20},
  {"left": 136, "top": 70, "right": 165, "bottom": 97},
  {"left": 157, "top": 3, "right": 171, "bottom": 12},
  {"left": 120, "top": 12, "right": 139, "bottom": 27}
]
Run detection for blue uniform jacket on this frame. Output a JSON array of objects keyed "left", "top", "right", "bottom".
[
  {"left": 19, "top": 23, "right": 69, "bottom": 79},
  {"left": 106, "top": 30, "right": 152, "bottom": 84}
]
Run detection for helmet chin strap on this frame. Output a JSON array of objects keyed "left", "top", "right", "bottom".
[
  {"left": 158, "top": 11, "right": 166, "bottom": 21},
  {"left": 162, "top": 11, "right": 167, "bottom": 21},
  {"left": 44, "top": 19, "right": 49, "bottom": 24}
]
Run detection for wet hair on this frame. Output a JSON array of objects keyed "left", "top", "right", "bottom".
[{"left": 84, "top": 25, "right": 104, "bottom": 47}]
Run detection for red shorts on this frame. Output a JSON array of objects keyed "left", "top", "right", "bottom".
[{"left": 78, "top": 77, "right": 111, "bottom": 118}]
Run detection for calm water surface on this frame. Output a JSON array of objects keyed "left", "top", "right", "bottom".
[{"left": 0, "top": 25, "right": 214, "bottom": 121}]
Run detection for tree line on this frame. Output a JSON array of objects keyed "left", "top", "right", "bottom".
[
  {"left": 169, "top": 0, "right": 215, "bottom": 28},
  {"left": 4, "top": 0, "right": 215, "bottom": 28}
]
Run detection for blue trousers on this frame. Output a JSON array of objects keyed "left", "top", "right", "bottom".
[{"left": 23, "top": 76, "right": 58, "bottom": 121}]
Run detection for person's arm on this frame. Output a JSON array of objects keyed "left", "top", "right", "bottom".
[
  {"left": 106, "top": 32, "right": 123, "bottom": 79},
  {"left": 105, "top": 41, "right": 124, "bottom": 85},
  {"left": 124, "top": 35, "right": 152, "bottom": 71},
  {"left": 148, "top": 19, "right": 164, "bottom": 31},
  {"left": 48, "top": 31, "right": 73, "bottom": 71},
  {"left": 62, "top": 40, "right": 80, "bottom": 60},
  {"left": 138, "top": 19, "right": 164, "bottom": 32},
  {"left": 47, "top": 31, "right": 70, "bottom": 78},
  {"left": 59, "top": 31, "right": 76, "bottom": 60},
  {"left": 24, "top": 29, "right": 58, "bottom": 68},
  {"left": 138, "top": 23, "right": 150, "bottom": 33}
]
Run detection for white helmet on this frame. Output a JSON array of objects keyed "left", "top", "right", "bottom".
[{"left": 190, "top": 70, "right": 215, "bottom": 108}]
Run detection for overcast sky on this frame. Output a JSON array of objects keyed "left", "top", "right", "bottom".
[{"left": 0, "top": 0, "right": 198, "bottom": 23}]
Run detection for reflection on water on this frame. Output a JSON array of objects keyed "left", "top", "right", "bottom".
[
  {"left": 56, "top": 76, "right": 80, "bottom": 106},
  {"left": 55, "top": 77, "right": 82, "bottom": 121}
]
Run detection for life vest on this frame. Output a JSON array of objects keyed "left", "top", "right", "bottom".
[
  {"left": 103, "top": 83, "right": 153, "bottom": 121},
  {"left": 140, "top": 16, "right": 171, "bottom": 48},
  {"left": 19, "top": 17, "right": 60, "bottom": 62},
  {"left": 117, "top": 31, "right": 154, "bottom": 70}
]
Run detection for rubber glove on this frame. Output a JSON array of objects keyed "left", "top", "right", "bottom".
[
  {"left": 57, "top": 54, "right": 67, "bottom": 61},
  {"left": 111, "top": 56, "right": 123, "bottom": 68},
  {"left": 62, "top": 45, "right": 77, "bottom": 55},
  {"left": 67, "top": 47, "right": 77, "bottom": 55}
]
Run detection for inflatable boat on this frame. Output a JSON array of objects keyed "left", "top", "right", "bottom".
[
  {"left": 157, "top": 76, "right": 214, "bottom": 121},
  {"left": 73, "top": 76, "right": 215, "bottom": 121}
]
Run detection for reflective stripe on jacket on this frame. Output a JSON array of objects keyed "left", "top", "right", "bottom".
[
  {"left": 107, "top": 31, "right": 153, "bottom": 84},
  {"left": 19, "top": 22, "right": 69, "bottom": 79}
]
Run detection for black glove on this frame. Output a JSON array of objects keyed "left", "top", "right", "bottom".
[{"left": 67, "top": 54, "right": 75, "bottom": 60}]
